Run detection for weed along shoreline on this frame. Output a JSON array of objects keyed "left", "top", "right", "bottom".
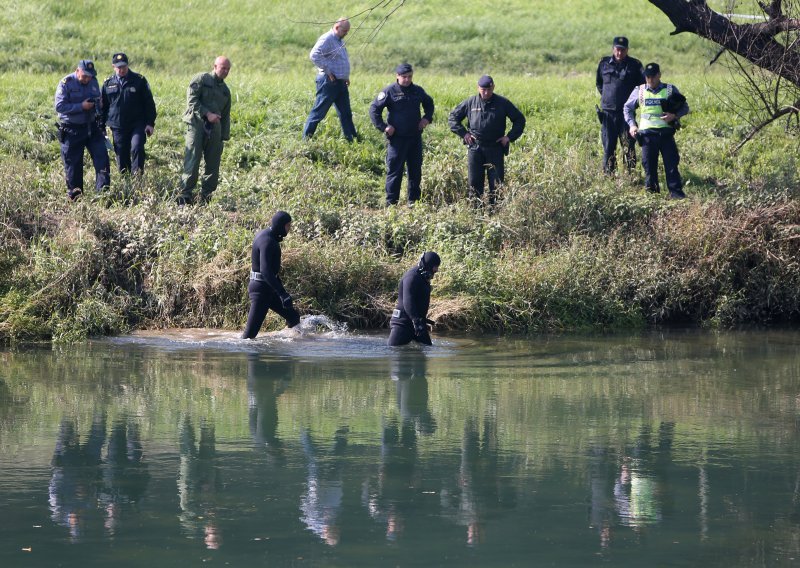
[{"left": 1, "top": 0, "right": 800, "bottom": 343}]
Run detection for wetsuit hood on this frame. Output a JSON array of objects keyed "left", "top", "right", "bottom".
[
  {"left": 417, "top": 251, "right": 441, "bottom": 280},
  {"left": 270, "top": 210, "right": 292, "bottom": 241}
]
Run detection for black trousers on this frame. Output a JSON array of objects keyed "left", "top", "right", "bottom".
[
  {"left": 467, "top": 145, "right": 504, "bottom": 201},
  {"left": 640, "top": 129, "right": 685, "bottom": 197},
  {"left": 387, "top": 323, "right": 432, "bottom": 346},
  {"left": 59, "top": 123, "right": 110, "bottom": 193},
  {"left": 242, "top": 280, "right": 300, "bottom": 339},
  {"left": 111, "top": 124, "right": 147, "bottom": 174},
  {"left": 601, "top": 110, "right": 636, "bottom": 173},
  {"left": 385, "top": 135, "right": 423, "bottom": 204}
]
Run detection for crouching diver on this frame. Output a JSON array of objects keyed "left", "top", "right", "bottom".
[
  {"left": 241, "top": 211, "right": 301, "bottom": 339},
  {"left": 388, "top": 251, "right": 441, "bottom": 346}
]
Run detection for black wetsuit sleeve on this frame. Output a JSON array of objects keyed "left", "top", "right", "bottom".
[{"left": 260, "top": 240, "right": 288, "bottom": 298}]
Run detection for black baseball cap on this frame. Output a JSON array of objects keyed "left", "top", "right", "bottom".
[
  {"left": 477, "top": 74, "right": 494, "bottom": 88},
  {"left": 613, "top": 36, "right": 629, "bottom": 49},
  {"left": 395, "top": 62, "right": 413, "bottom": 75},
  {"left": 644, "top": 62, "right": 661, "bottom": 76},
  {"left": 112, "top": 53, "right": 129, "bottom": 67}
]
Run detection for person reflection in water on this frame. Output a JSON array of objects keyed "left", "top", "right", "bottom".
[
  {"left": 98, "top": 417, "right": 150, "bottom": 537},
  {"left": 49, "top": 414, "right": 107, "bottom": 542},
  {"left": 362, "top": 352, "right": 436, "bottom": 542},
  {"left": 441, "top": 411, "right": 515, "bottom": 547},
  {"left": 247, "top": 354, "right": 292, "bottom": 462},
  {"left": 388, "top": 252, "right": 441, "bottom": 346},
  {"left": 178, "top": 416, "right": 223, "bottom": 549},
  {"left": 299, "top": 426, "right": 349, "bottom": 546}
]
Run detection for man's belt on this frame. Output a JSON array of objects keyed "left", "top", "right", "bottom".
[
  {"left": 392, "top": 309, "right": 402, "bottom": 318},
  {"left": 250, "top": 271, "right": 266, "bottom": 282}
]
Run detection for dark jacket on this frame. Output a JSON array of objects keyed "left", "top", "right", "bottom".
[
  {"left": 369, "top": 82, "right": 434, "bottom": 137},
  {"left": 596, "top": 55, "right": 645, "bottom": 112},
  {"left": 390, "top": 267, "right": 432, "bottom": 328},
  {"left": 448, "top": 94, "right": 525, "bottom": 146},
  {"left": 101, "top": 70, "right": 157, "bottom": 130},
  {"left": 250, "top": 228, "right": 289, "bottom": 298}
]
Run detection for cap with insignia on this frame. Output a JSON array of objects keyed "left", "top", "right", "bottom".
[
  {"left": 395, "top": 62, "right": 413, "bottom": 75},
  {"left": 613, "top": 36, "right": 629, "bottom": 49},
  {"left": 112, "top": 53, "right": 129, "bottom": 67},
  {"left": 477, "top": 74, "right": 494, "bottom": 88},
  {"left": 78, "top": 59, "right": 97, "bottom": 77},
  {"left": 644, "top": 62, "right": 660, "bottom": 77}
]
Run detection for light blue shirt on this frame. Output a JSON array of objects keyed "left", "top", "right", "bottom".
[
  {"left": 309, "top": 30, "right": 350, "bottom": 80},
  {"left": 54, "top": 73, "right": 101, "bottom": 126}
]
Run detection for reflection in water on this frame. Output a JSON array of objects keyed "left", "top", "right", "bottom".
[
  {"left": 99, "top": 418, "right": 150, "bottom": 536},
  {"left": 300, "top": 426, "right": 349, "bottom": 546},
  {"left": 49, "top": 414, "right": 107, "bottom": 542},
  {"left": 178, "top": 417, "right": 222, "bottom": 550},
  {"left": 363, "top": 352, "right": 437, "bottom": 542},
  {"left": 247, "top": 355, "right": 293, "bottom": 462}
]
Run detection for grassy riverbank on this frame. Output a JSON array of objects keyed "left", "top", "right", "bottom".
[{"left": 1, "top": 1, "right": 799, "bottom": 342}]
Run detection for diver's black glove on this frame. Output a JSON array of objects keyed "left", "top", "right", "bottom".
[
  {"left": 413, "top": 318, "right": 428, "bottom": 336},
  {"left": 280, "top": 294, "right": 293, "bottom": 309}
]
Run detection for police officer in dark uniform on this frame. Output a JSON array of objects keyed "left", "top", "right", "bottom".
[
  {"left": 388, "top": 252, "right": 441, "bottom": 347},
  {"left": 369, "top": 63, "right": 434, "bottom": 206},
  {"left": 448, "top": 75, "right": 525, "bottom": 204},
  {"left": 595, "top": 36, "right": 645, "bottom": 174},
  {"left": 101, "top": 53, "right": 157, "bottom": 175},
  {"left": 54, "top": 59, "right": 111, "bottom": 201},
  {"left": 241, "top": 211, "right": 301, "bottom": 339}
]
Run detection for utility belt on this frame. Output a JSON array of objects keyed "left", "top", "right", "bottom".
[
  {"left": 392, "top": 309, "right": 402, "bottom": 319},
  {"left": 250, "top": 271, "right": 266, "bottom": 282}
]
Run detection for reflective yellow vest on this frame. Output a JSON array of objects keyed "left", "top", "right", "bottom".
[{"left": 638, "top": 84, "right": 672, "bottom": 130}]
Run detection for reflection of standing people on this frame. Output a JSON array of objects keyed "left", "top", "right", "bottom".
[
  {"left": 596, "top": 36, "right": 644, "bottom": 174},
  {"left": 242, "top": 211, "right": 301, "bottom": 339},
  {"left": 98, "top": 418, "right": 150, "bottom": 536},
  {"left": 299, "top": 427, "right": 349, "bottom": 546},
  {"left": 178, "top": 417, "right": 223, "bottom": 549},
  {"left": 100, "top": 53, "right": 157, "bottom": 175},
  {"left": 54, "top": 60, "right": 111, "bottom": 201},
  {"left": 302, "top": 18, "right": 358, "bottom": 142},
  {"left": 388, "top": 252, "right": 441, "bottom": 347},
  {"left": 624, "top": 63, "right": 690, "bottom": 198},
  {"left": 49, "top": 414, "right": 107, "bottom": 542},
  {"left": 369, "top": 63, "right": 434, "bottom": 206},
  {"left": 247, "top": 355, "right": 292, "bottom": 460},
  {"left": 178, "top": 56, "right": 232, "bottom": 205},
  {"left": 448, "top": 75, "right": 525, "bottom": 204}
]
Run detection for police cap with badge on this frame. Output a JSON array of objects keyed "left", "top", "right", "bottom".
[
  {"left": 112, "top": 52, "right": 129, "bottom": 67},
  {"left": 78, "top": 59, "right": 97, "bottom": 77}
]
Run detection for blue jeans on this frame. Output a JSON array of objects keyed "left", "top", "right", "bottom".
[{"left": 302, "top": 75, "right": 357, "bottom": 141}]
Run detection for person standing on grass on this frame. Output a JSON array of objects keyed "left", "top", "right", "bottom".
[
  {"left": 302, "top": 18, "right": 358, "bottom": 142},
  {"left": 241, "top": 211, "right": 301, "bottom": 339},
  {"left": 177, "top": 56, "right": 232, "bottom": 205},
  {"left": 369, "top": 62, "right": 435, "bottom": 207},
  {"left": 388, "top": 252, "right": 441, "bottom": 347},
  {"left": 595, "top": 36, "right": 645, "bottom": 174},
  {"left": 623, "top": 62, "right": 690, "bottom": 199},
  {"left": 448, "top": 75, "right": 525, "bottom": 205},
  {"left": 54, "top": 59, "right": 110, "bottom": 201},
  {"left": 101, "top": 52, "right": 157, "bottom": 176}
]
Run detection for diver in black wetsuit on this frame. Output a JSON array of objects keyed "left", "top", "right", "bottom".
[
  {"left": 241, "top": 211, "right": 301, "bottom": 339},
  {"left": 388, "top": 251, "right": 440, "bottom": 346}
]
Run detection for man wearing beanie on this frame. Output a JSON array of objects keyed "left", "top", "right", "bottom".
[
  {"left": 369, "top": 62, "right": 435, "bottom": 206},
  {"left": 388, "top": 252, "right": 441, "bottom": 346},
  {"left": 241, "top": 211, "right": 301, "bottom": 339}
]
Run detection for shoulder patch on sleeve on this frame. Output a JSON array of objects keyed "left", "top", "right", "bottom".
[{"left": 377, "top": 91, "right": 387, "bottom": 101}]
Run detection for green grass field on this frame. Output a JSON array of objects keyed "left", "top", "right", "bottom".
[{"left": 0, "top": 0, "right": 798, "bottom": 341}]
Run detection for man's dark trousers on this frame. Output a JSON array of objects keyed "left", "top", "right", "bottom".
[
  {"left": 111, "top": 124, "right": 147, "bottom": 174},
  {"left": 60, "top": 124, "right": 110, "bottom": 192},
  {"left": 467, "top": 144, "right": 504, "bottom": 200},
  {"left": 386, "top": 135, "right": 423, "bottom": 204},
  {"left": 640, "top": 129, "right": 684, "bottom": 197},
  {"left": 601, "top": 110, "right": 636, "bottom": 173}
]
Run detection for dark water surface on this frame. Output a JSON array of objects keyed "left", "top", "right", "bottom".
[{"left": 2, "top": 328, "right": 800, "bottom": 567}]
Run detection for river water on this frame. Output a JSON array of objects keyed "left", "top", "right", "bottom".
[{"left": 1, "top": 325, "right": 799, "bottom": 567}]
